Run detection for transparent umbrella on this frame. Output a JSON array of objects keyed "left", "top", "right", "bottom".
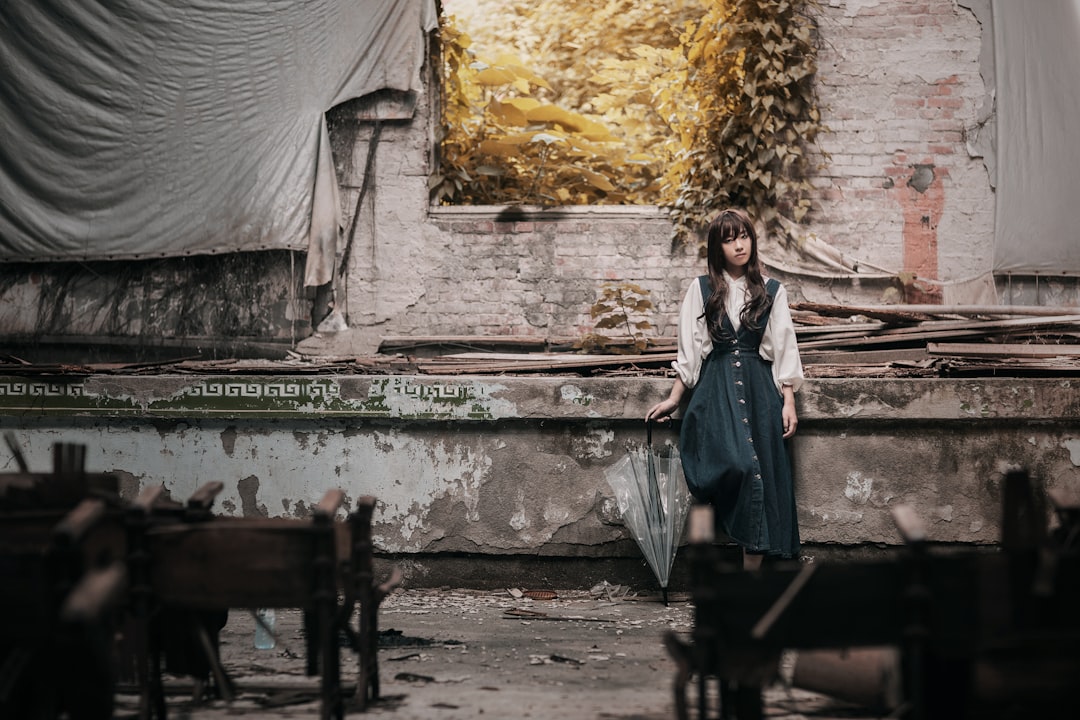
[{"left": 604, "top": 422, "right": 692, "bottom": 604}]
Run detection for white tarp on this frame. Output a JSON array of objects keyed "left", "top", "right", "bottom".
[
  {"left": 993, "top": 0, "right": 1080, "bottom": 274},
  {"left": 0, "top": 0, "right": 437, "bottom": 286}
]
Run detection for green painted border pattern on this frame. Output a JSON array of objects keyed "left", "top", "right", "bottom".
[
  {"left": 0, "top": 378, "right": 139, "bottom": 415},
  {"left": 0, "top": 376, "right": 499, "bottom": 420},
  {"left": 6, "top": 375, "right": 1076, "bottom": 423}
]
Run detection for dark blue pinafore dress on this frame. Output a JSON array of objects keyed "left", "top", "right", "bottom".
[{"left": 679, "top": 276, "right": 800, "bottom": 558}]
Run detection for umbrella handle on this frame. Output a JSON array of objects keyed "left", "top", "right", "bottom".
[{"left": 646, "top": 418, "right": 652, "bottom": 448}]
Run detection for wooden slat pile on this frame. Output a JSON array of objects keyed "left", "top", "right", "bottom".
[
  {"left": 791, "top": 303, "right": 1080, "bottom": 378},
  {"left": 363, "top": 304, "right": 1080, "bottom": 379},
  {"left": 376, "top": 336, "right": 678, "bottom": 377},
  {"left": 2, "top": 304, "right": 1078, "bottom": 378}
]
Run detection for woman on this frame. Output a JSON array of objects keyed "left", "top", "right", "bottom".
[{"left": 646, "top": 208, "right": 804, "bottom": 569}]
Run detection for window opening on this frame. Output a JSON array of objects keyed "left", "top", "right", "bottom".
[{"left": 433, "top": 0, "right": 824, "bottom": 247}]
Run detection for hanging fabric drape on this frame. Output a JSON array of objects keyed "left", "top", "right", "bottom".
[
  {"left": 0, "top": 0, "right": 437, "bottom": 287},
  {"left": 991, "top": 0, "right": 1080, "bottom": 275}
]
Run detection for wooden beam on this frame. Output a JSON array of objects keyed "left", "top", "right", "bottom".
[
  {"left": 416, "top": 353, "right": 676, "bottom": 375},
  {"left": 796, "top": 315, "right": 1080, "bottom": 350},
  {"left": 791, "top": 303, "right": 1079, "bottom": 319},
  {"left": 800, "top": 348, "right": 930, "bottom": 365},
  {"left": 379, "top": 336, "right": 550, "bottom": 352},
  {"left": 791, "top": 302, "right": 936, "bottom": 323},
  {"left": 928, "top": 343, "right": 1080, "bottom": 358}
]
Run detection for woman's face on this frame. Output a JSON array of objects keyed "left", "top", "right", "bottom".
[{"left": 721, "top": 227, "right": 752, "bottom": 276}]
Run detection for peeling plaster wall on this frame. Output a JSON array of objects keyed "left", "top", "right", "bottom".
[
  {"left": 808, "top": 0, "right": 996, "bottom": 291},
  {"left": 4, "top": 375, "right": 1079, "bottom": 560}
]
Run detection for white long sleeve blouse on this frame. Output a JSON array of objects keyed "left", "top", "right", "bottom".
[{"left": 671, "top": 271, "right": 805, "bottom": 393}]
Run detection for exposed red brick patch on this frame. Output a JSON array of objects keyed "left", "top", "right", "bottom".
[{"left": 890, "top": 162, "right": 944, "bottom": 303}]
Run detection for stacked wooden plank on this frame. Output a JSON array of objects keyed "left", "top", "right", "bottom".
[
  {"left": 790, "top": 303, "right": 1080, "bottom": 377},
  {"left": 3, "top": 303, "right": 1078, "bottom": 378},
  {"left": 366, "top": 304, "right": 1080, "bottom": 378}
]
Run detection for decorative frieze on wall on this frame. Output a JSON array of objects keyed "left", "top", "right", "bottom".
[{"left": 0, "top": 375, "right": 519, "bottom": 420}]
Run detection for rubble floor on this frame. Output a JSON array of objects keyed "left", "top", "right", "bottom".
[{"left": 113, "top": 587, "right": 885, "bottom": 720}]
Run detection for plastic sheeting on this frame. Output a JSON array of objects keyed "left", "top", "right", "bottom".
[
  {"left": 992, "top": 0, "right": 1080, "bottom": 275},
  {"left": 0, "top": 0, "right": 437, "bottom": 286}
]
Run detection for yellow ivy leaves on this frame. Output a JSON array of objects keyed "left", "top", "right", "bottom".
[
  {"left": 435, "top": 0, "right": 824, "bottom": 247},
  {"left": 433, "top": 15, "right": 657, "bottom": 205},
  {"left": 433, "top": 1, "right": 698, "bottom": 206},
  {"left": 658, "top": 0, "right": 824, "bottom": 246}
]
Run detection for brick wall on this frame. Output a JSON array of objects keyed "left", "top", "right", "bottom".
[
  {"left": 423, "top": 208, "right": 699, "bottom": 338},
  {"left": 326, "top": 0, "right": 1001, "bottom": 344},
  {"left": 807, "top": 0, "right": 996, "bottom": 302}
]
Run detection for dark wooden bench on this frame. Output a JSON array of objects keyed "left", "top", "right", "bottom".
[
  {"left": 2, "top": 439, "right": 400, "bottom": 720},
  {"left": 1, "top": 495, "right": 127, "bottom": 720},
  {"left": 668, "top": 469, "right": 1080, "bottom": 720},
  {"left": 131, "top": 486, "right": 400, "bottom": 719}
]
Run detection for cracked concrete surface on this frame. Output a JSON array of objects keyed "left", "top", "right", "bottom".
[{"left": 111, "top": 588, "right": 884, "bottom": 720}]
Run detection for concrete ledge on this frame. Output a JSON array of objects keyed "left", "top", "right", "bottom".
[
  {"left": 2, "top": 374, "right": 1078, "bottom": 421},
  {"left": 2, "top": 374, "right": 1079, "bottom": 561}
]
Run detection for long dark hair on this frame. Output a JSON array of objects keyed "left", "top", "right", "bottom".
[{"left": 702, "top": 208, "right": 771, "bottom": 341}]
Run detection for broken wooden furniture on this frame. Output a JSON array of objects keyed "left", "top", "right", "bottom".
[
  {"left": 1, "top": 439, "right": 401, "bottom": 719},
  {"left": 1, "top": 444, "right": 128, "bottom": 720},
  {"left": 667, "top": 469, "right": 1080, "bottom": 720},
  {"left": 339, "top": 496, "right": 403, "bottom": 711},
  {"left": 133, "top": 484, "right": 342, "bottom": 717},
  {"left": 133, "top": 487, "right": 401, "bottom": 720},
  {"left": 121, "top": 480, "right": 233, "bottom": 719}
]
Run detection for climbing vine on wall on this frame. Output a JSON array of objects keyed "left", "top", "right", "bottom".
[
  {"left": 576, "top": 282, "right": 656, "bottom": 354},
  {"left": 657, "top": 0, "right": 824, "bottom": 246},
  {"left": 435, "top": 0, "right": 824, "bottom": 247}
]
